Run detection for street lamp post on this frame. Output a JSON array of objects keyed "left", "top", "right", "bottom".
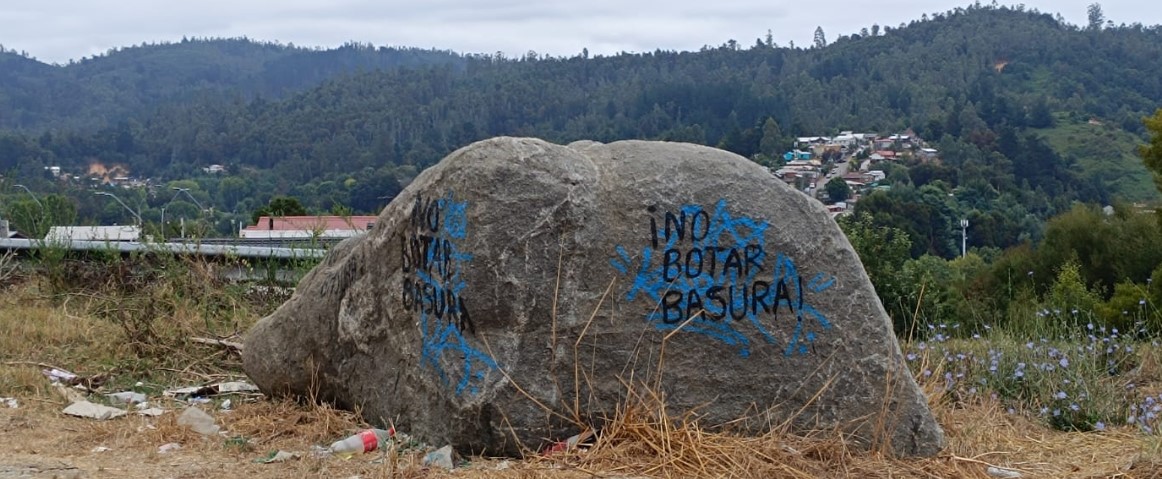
[
  {"left": 171, "top": 187, "right": 205, "bottom": 212},
  {"left": 95, "top": 192, "right": 143, "bottom": 226},
  {"left": 171, "top": 188, "right": 206, "bottom": 239},
  {"left": 13, "top": 185, "right": 43, "bottom": 209},
  {"left": 159, "top": 189, "right": 185, "bottom": 238},
  {"left": 960, "top": 218, "right": 969, "bottom": 257}
]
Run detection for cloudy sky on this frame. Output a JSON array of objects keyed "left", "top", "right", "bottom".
[{"left": 1, "top": 1, "right": 1158, "bottom": 64}]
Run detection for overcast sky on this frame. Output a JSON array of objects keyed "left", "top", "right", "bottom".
[{"left": 1, "top": 1, "right": 1158, "bottom": 65}]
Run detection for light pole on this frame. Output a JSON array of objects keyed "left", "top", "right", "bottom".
[
  {"left": 960, "top": 218, "right": 969, "bottom": 257},
  {"left": 12, "top": 185, "right": 43, "bottom": 209},
  {"left": 171, "top": 188, "right": 206, "bottom": 239},
  {"left": 159, "top": 190, "right": 185, "bottom": 238},
  {"left": 95, "top": 192, "right": 143, "bottom": 226},
  {"left": 171, "top": 187, "right": 205, "bottom": 212}
]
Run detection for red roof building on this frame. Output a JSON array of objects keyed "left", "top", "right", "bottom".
[{"left": 242, "top": 215, "right": 378, "bottom": 239}]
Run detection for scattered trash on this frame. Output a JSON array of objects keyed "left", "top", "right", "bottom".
[
  {"left": 224, "top": 436, "right": 254, "bottom": 452},
  {"left": 495, "top": 460, "right": 511, "bottom": 470},
  {"left": 90, "top": 446, "right": 110, "bottom": 453},
  {"left": 329, "top": 428, "right": 394, "bottom": 459},
  {"left": 422, "top": 445, "right": 457, "bottom": 470},
  {"left": 216, "top": 381, "right": 260, "bottom": 393},
  {"left": 106, "top": 391, "right": 146, "bottom": 405},
  {"left": 220, "top": 399, "right": 232, "bottom": 411},
  {"left": 158, "top": 443, "right": 182, "bottom": 454},
  {"left": 136, "top": 407, "right": 166, "bottom": 417},
  {"left": 42, "top": 368, "right": 77, "bottom": 383},
  {"left": 987, "top": 466, "right": 1023, "bottom": 478},
  {"left": 42, "top": 368, "right": 108, "bottom": 390},
  {"left": 309, "top": 445, "right": 332, "bottom": 458},
  {"left": 164, "top": 381, "right": 260, "bottom": 399},
  {"left": 52, "top": 384, "right": 87, "bottom": 404},
  {"left": 177, "top": 407, "right": 220, "bottom": 436},
  {"left": 255, "top": 450, "right": 301, "bottom": 464},
  {"left": 62, "top": 401, "right": 127, "bottom": 420},
  {"left": 2, "top": 397, "right": 17, "bottom": 408},
  {"left": 543, "top": 429, "right": 597, "bottom": 455},
  {"left": 134, "top": 381, "right": 144, "bottom": 388}
]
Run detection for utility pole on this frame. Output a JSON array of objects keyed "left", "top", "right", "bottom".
[{"left": 960, "top": 218, "right": 969, "bottom": 257}]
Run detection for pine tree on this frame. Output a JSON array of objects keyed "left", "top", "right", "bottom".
[{"left": 1087, "top": 3, "right": 1105, "bottom": 30}]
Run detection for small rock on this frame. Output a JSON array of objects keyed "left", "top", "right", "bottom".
[
  {"left": 422, "top": 445, "right": 457, "bottom": 470},
  {"left": 987, "top": 466, "right": 1023, "bottom": 478}
]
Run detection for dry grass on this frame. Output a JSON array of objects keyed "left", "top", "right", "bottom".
[{"left": 3, "top": 273, "right": 1162, "bottom": 478}]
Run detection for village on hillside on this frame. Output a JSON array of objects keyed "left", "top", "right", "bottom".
[{"left": 771, "top": 131, "right": 938, "bottom": 217}]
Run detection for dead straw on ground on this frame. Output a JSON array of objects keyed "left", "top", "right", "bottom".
[{"left": 3, "top": 261, "right": 1162, "bottom": 478}]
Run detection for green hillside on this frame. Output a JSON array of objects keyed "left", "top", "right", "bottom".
[
  {"left": 1035, "top": 117, "right": 1158, "bottom": 202},
  {"left": 1, "top": 3, "right": 1161, "bottom": 259}
]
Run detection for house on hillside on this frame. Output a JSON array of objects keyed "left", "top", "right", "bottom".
[
  {"left": 795, "top": 136, "right": 830, "bottom": 147},
  {"left": 783, "top": 150, "right": 813, "bottom": 161},
  {"left": 242, "top": 216, "right": 379, "bottom": 240},
  {"left": 832, "top": 132, "right": 858, "bottom": 147}
]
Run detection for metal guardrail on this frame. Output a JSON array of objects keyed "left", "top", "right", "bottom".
[{"left": 0, "top": 238, "right": 327, "bottom": 259}]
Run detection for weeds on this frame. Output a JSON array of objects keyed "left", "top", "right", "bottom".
[
  {"left": 904, "top": 318, "right": 1162, "bottom": 434},
  {"left": 3, "top": 245, "right": 1162, "bottom": 477}
]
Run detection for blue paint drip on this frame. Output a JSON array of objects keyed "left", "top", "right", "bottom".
[{"left": 414, "top": 192, "right": 498, "bottom": 395}]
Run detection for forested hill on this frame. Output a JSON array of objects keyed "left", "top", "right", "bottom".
[
  {"left": 2, "top": 4, "right": 1162, "bottom": 257},
  {"left": 0, "top": 39, "right": 465, "bottom": 130}
]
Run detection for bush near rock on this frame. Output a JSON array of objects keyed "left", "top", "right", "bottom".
[{"left": 243, "top": 137, "right": 944, "bottom": 457}]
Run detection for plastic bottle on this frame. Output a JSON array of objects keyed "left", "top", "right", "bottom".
[{"left": 328, "top": 428, "right": 393, "bottom": 458}]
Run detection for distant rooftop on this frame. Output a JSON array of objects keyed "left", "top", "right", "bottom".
[
  {"left": 242, "top": 215, "right": 379, "bottom": 239},
  {"left": 46, "top": 226, "right": 141, "bottom": 242}
]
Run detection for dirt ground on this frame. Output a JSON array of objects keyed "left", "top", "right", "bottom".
[
  {"left": 2, "top": 391, "right": 1161, "bottom": 479},
  {"left": 0, "top": 395, "right": 560, "bottom": 479}
]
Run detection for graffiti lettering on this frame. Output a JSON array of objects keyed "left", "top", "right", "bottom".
[
  {"left": 401, "top": 193, "right": 495, "bottom": 395},
  {"left": 610, "top": 199, "right": 836, "bottom": 357}
]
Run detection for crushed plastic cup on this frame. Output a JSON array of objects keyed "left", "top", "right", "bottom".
[{"left": 177, "top": 407, "right": 220, "bottom": 435}]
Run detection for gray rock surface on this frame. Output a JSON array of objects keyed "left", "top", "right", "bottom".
[{"left": 242, "top": 137, "right": 945, "bottom": 457}]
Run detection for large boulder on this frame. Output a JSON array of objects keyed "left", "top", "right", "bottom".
[{"left": 242, "top": 137, "right": 944, "bottom": 457}]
